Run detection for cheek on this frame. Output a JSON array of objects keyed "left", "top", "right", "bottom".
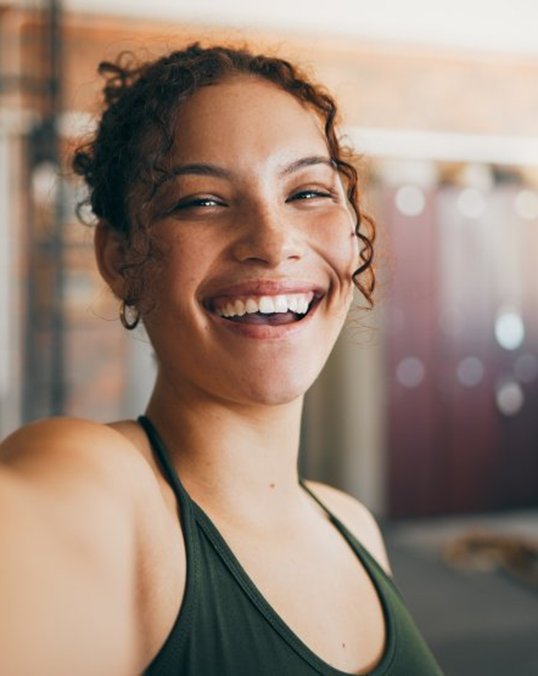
[
  {"left": 152, "top": 228, "right": 215, "bottom": 289},
  {"left": 139, "top": 235, "right": 211, "bottom": 333},
  {"left": 316, "top": 210, "right": 359, "bottom": 287}
]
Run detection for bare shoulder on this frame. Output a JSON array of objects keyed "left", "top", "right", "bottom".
[
  {"left": 2, "top": 415, "right": 139, "bottom": 458},
  {"left": 0, "top": 418, "right": 184, "bottom": 669},
  {"left": 0, "top": 416, "right": 165, "bottom": 523},
  {"left": 0, "top": 419, "right": 169, "bottom": 674},
  {"left": 2, "top": 417, "right": 151, "bottom": 481},
  {"left": 304, "top": 480, "right": 392, "bottom": 576}
]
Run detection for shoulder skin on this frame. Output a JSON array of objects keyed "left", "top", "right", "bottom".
[
  {"left": 0, "top": 417, "right": 169, "bottom": 675},
  {"left": 304, "top": 480, "right": 392, "bottom": 576}
]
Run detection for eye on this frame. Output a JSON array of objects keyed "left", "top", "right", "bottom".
[
  {"left": 172, "top": 196, "right": 226, "bottom": 210},
  {"left": 288, "top": 189, "right": 335, "bottom": 202},
  {"left": 168, "top": 197, "right": 227, "bottom": 213}
]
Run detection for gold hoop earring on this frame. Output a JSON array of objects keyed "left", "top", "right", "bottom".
[{"left": 119, "top": 300, "right": 140, "bottom": 330}]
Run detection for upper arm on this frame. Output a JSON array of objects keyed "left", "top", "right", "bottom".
[
  {"left": 305, "top": 480, "right": 392, "bottom": 576},
  {"left": 0, "top": 418, "right": 156, "bottom": 675}
]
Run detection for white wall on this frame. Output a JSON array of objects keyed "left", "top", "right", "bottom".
[{"left": 63, "top": 0, "right": 538, "bottom": 56}]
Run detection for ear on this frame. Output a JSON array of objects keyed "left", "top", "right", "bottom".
[{"left": 94, "top": 221, "right": 128, "bottom": 299}]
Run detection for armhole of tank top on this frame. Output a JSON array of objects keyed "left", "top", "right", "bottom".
[
  {"left": 299, "top": 478, "right": 392, "bottom": 579},
  {"left": 298, "top": 477, "right": 400, "bottom": 670},
  {"left": 298, "top": 477, "right": 334, "bottom": 516},
  {"left": 137, "top": 415, "right": 200, "bottom": 673}
]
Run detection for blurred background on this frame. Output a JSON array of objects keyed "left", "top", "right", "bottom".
[{"left": 1, "top": 1, "right": 537, "bottom": 673}]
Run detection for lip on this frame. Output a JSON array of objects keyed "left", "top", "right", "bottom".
[
  {"left": 201, "top": 278, "right": 325, "bottom": 341},
  {"left": 202, "top": 279, "right": 326, "bottom": 304},
  {"left": 206, "top": 297, "right": 322, "bottom": 341}
]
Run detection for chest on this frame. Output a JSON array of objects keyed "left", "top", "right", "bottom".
[
  {"left": 197, "top": 512, "right": 387, "bottom": 675},
  {"left": 140, "top": 494, "right": 386, "bottom": 675}
]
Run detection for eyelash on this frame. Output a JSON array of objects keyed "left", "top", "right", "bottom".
[
  {"left": 172, "top": 197, "right": 224, "bottom": 211},
  {"left": 288, "top": 189, "right": 334, "bottom": 202}
]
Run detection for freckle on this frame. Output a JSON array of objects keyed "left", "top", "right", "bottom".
[
  {"left": 269, "top": 483, "right": 275, "bottom": 489},
  {"left": 342, "top": 643, "right": 346, "bottom": 648}
]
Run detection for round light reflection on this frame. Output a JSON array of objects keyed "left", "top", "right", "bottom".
[
  {"left": 494, "top": 311, "right": 525, "bottom": 351},
  {"left": 395, "top": 185, "right": 425, "bottom": 217},
  {"left": 457, "top": 357, "right": 484, "bottom": 387},
  {"left": 496, "top": 381, "right": 524, "bottom": 416},
  {"left": 457, "top": 188, "right": 485, "bottom": 219},
  {"left": 396, "top": 357, "right": 425, "bottom": 388},
  {"left": 515, "top": 189, "right": 538, "bottom": 220},
  {"left": 32, "top": 161, "right": 58, "bottom": 204}
]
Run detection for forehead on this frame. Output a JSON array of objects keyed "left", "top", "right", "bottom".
[{"left": 170, "top": 76, "right": 328, "bottom": 165}]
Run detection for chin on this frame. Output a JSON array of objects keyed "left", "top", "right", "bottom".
[
  {"left": 235, "top": 364, "right": 321, "bottom": 407},
  {"left": 244, "top": 388, "right": 304, "bottom": 407}
]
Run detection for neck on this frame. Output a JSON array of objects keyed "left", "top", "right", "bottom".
[{"left": 145, "top": 370, "right": 305, "bottom": 521}]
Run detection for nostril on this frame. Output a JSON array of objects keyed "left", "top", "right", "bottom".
[{"left": 232, "top": 234, "right": 304, "bottom": 265}]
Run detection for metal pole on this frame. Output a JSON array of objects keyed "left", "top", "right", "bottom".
[
  {"left": 22, "top": 1, "right": 45, "bottom": 423},
  {"left": 22, "top": 0, "right": 66, "bottom": 421},
  {"left": 48, "top": 0, "right": 65, "bottom": 415}
]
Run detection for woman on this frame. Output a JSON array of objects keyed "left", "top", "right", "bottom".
[{"left": 0, "top": 44, "right": 442, "bottom": 675}]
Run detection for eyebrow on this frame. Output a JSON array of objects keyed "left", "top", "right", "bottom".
[
  {"left": 169, "top": 163, "right": 233, "bottom": 179},
  {"left": 279, "top": 155, "right": 336, "bottom": 176},
  {"left": 166, "top": 155, "right": 336, "bottom": 181}
]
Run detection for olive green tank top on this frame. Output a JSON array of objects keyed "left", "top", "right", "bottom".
[{"left": 139, "top": 415, "right": 443, "bottom": 676}]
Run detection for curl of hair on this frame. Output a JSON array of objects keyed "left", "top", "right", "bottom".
[{"left": 73, "top": 43, "right": 375, "bottom": 308}]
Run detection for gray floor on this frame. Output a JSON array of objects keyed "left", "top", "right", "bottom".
[{"left": 382, "top": 511, "right": 538, "bottom": 676}]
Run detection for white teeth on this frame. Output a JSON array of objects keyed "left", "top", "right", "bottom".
[
  {"left": 296, "top": 298, "right": 309, "bottom": 315},
  {"left": 273, "top": 296, "right": 288, "bottom": 313},
  {"left": 245, "top": 298, "right": 258, "bottom": 313},
  {"left": 234, "top": 299, "right": 246, "bottom": 316},
  {"left": 259, "top": 296, "right": 276, "bottom": 313},
  {"left": 215, "top": 292, "right": 316, "bottom": 318}
]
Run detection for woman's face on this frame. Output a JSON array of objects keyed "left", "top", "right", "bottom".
[{"left": 141, "top": 76, "right": 359, "bottom": 406}]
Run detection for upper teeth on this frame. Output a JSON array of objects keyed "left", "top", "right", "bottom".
[{"left": 216, "top": 293, "right": 314, "bottom": 318}]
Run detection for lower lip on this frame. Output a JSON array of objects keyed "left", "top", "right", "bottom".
[{"left": 207, "top": 302, "right": 320, "bottom": 341}]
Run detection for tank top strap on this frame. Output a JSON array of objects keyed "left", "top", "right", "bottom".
[
  {"left": 138, "top": 426, "right": 343, "bottom": 534},
  {"left": 298, "top": 477, "right": 338, "bottom": 521},
  {"left": 137, "top": 415, "right": 192, "bottom": 510}
]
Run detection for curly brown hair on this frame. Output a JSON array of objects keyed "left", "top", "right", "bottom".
[{"left": 73, "top": 42, "right": 375, "bottom": 309}]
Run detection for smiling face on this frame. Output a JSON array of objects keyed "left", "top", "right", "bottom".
[{"left": 132, "top": 76, "right": 359, "bottom": 406}]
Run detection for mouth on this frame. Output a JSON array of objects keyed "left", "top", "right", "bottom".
[{"left": 204, "top": 291, "right": 323, "bottom": 326}]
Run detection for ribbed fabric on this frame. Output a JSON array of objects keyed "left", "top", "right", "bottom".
[{"left": 139, "top": 415, "right": 443, "bottom": 676}]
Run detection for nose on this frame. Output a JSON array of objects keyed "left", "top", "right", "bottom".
[{"left": 231, "top": 202, "right": 304, "bottom": 267}]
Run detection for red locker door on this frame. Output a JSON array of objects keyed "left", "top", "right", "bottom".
[{"left": 385, "top": 181, "right": 538, "bottom": 517}]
